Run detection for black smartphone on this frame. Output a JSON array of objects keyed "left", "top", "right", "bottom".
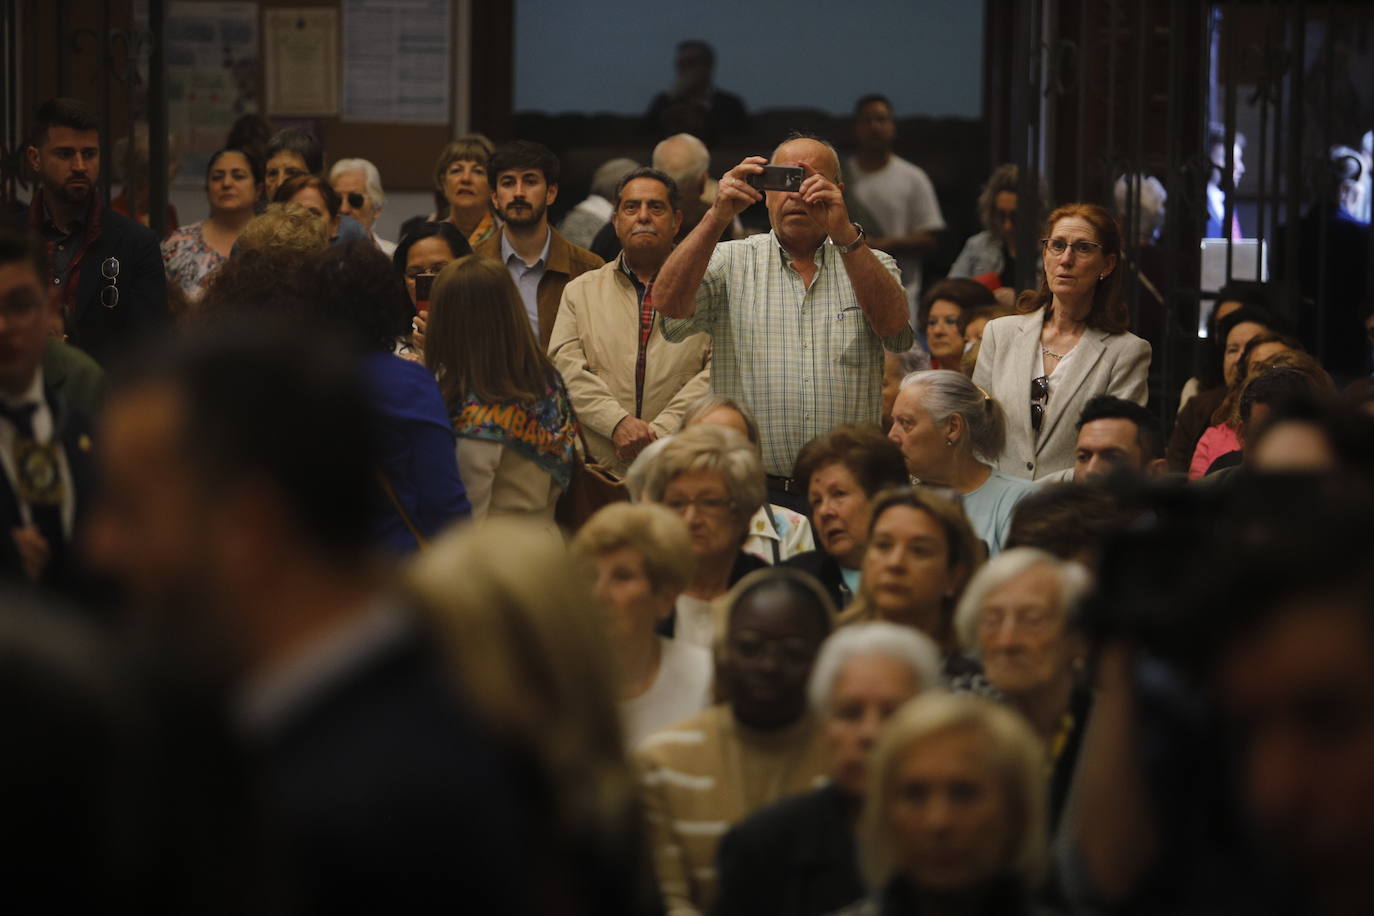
[
  {"left": 414, "top": 273, "right": 435, "bottom": 314},
  {"left": 746, "top": 165, "right": 804, "bottom": 193}
]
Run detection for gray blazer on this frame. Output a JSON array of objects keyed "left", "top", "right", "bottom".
[{"left": 973, "top": 309, "right": 1151, "bottom": 480}]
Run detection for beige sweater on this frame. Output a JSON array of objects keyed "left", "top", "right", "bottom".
[{"left": 635, "top": 705, "right": 829, "bottom": 915}]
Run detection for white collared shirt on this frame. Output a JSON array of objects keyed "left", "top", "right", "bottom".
[{"left": 0, "top": 368, "right": 76, "bottom": 537}]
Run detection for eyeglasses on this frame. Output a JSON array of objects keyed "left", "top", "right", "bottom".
[
  {"left": 99, "top": 256, "right": 119, "bottom": 309},
  {"left": 663, "top": 495, "right": 735, "bottom": 517},
  {"left": 344, "top": 192, "right": 366, "bottom": 210},
  {"left": 1041, "top": 238, "right": 1103, "bottom": 257},
  {"left": 404, "top": 264, "right": 448, "bottom": 280},
  {"left": 1030, "top": 375, "right": 1049, "bottom": 433}
]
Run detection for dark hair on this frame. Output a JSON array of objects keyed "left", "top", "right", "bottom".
[
  {"left": 1016, "top": 202, "right": 1129, "bottom": 334},
  {"left": 1077, "top": 395, "right": 1163, "bottom": 461},
  {"left": 488, "top": 140, "right": 560, "bottom": 187},
  {"left": 919, "top": 278, "right": 997, "bottom": 333},
  {"left": 204, "top": 147, "right": 264, "bottom": 188},
  {"left": 1239, "top": 366, "right": 1330, "bottom": 428},
  {"left": 265, "top": 126, "right": 323, "bottom": 175},
  {"left": 300, "top": 241, "right": 411, "bottom": 352},
  {"left": 0, "top": 228, "right": 48, "bottom": 281},
  {"left": 1204, "top": 303, "right": 1277, "bottom": 390},
  {"left": 793, "top": 425, "right": 910, "bottom": 506},
  {"left": 1005, "top": 482, "right": 1139, "bottom": 561},
  {"left": 854, "top": 93, "right": 893, "bottom": 115},
  {"left": 613, "top": 167, "right": 681, "bottom": 212},
  {"left": 391, "top": 221, "right": 472, "bottom": 277},
  {"left": 728, "top": 568, "right": 836, "bottom": 638},
  {"left": 676, "top": 40, "right": 715, "bottom": 66},
  {"left": 31, "top": 98, "right": 99, "bottom": 148},
  {"left": 273, "top": 174, "right": 339, "bottom": 220},
  {"left": 114, "top": 322, "right": 379, "bottom": 559},
  {"left": 226, "top": 114, "right": 272, "bottom": 154}
]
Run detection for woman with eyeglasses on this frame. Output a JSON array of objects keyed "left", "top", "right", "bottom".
[
  {"left": 638, "top": 424, "right": 770, "bottom": 650},
  {"left": 972, "top": 203, "right": 1151, "bottom": 480},
  {"left": 161, "top": 147, "right": 262, "bottom": 303}
]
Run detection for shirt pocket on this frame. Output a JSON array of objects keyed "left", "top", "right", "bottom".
[{"left": 831, "top": 306, "right": 869, "bottom": 368}]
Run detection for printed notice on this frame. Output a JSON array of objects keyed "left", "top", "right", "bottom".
[
  {"left": 166, "top": 2, "right": 259, "bottom": 187},
  {"left": 265, "top": 8, "right": 340, "bottom": 116},
  {"left": 342, "top": 0, "right": 450, "bottom": 124}
]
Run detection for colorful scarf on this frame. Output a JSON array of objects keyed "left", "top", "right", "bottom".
[{"left": 451, "top": 374, "right": 577, "bottom": 491}]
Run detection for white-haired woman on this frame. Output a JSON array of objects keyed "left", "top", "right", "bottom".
[
  {"left": 330, "top": 157, "right": 394, "bottom": 255},
  {"left": 573, "top": 502, "right": 713, "bottom": 748},
  {"left": 888, "top": 369, "right": 1033, "bottom": 555},
  {"left": 954, "top": 547, "right": 1092, "bottom": 829},
  {"left": 845, "top": 692, "right": 1049, "bottom": 915},
  {"left": 714, "top": 622, "right": 942, "bottom": 916},
  {"left": 638, "top": 424, "right": 768, "bottom": 649}
]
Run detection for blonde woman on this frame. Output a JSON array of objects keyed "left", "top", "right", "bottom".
[
  {"left": 573, "top": 502, "right": 713, "bottom": 748},
  {"left": 845, "top": 692, "right": 1048, "bottom": 915},
  {"left": 424, "top": 255, "right": 577, "bottom": 527},
  {"left": 407, "top": 517, "right": 658, "bottom": 915},
  {"left": 433, "top": 134, "right": 499, "bottom": 246}
]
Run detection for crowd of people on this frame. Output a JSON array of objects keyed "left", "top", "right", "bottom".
[{"left": 2, "top": 87, "right": 1374, "bottom": 916}]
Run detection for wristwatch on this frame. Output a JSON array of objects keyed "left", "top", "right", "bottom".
[{"left": 832, "top": 222, "right": 866, "bottom": 255}]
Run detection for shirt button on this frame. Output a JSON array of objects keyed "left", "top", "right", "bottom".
[
  {"left": 1025, "top": 461, "right": 1033, "bottom": 471},
  {"left": 53, "top": 278, "right": 60, "bottom": 285}
]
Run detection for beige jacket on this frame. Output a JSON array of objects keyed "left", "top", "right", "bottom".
[{"left": 549, "top": 256, "right": 712, "bottom": 475}]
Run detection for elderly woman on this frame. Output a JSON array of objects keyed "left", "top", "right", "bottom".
[
  {"left": 888, "top": 370, "right": 1033, "bottom": 555},
  {"left": 434, "top": 134, "right": 499, "bottom": 246},
  {"left": 954, "top": 548, "right": 1093, "bottom": 828},
  {"left": 161, "top": 147, "right": 261, "bottom": 302},
  {"left": 846, "top": 692, "right": 1048, "bottom": 915},
  {"left": 919, "top": 278, "right": 997, "bottom": 372},
  {"left": 408, "top": 518, "right": 660, "bottom": 916},
  {"left": 572, "top": 502, "right": 712, "bottom": 748},
  {"left": 973, "top": 203, "right": 1151, "bottom": 480},
  {"left": 783, "top": 426, "right": 911, "bottom": 612},
  {"left": 330, "top": 157, "right": 395, "bottom": 255},
  {"left": 681, "top": 395, "right": 815, "bottom": 564},
  {"left": 638, "top": 424, "right": 769, "bottom": 648},
  {"left": 636, "top": 567, "right": 834, "bottom": 916},
  {"left": 425, "top": 255, "right": 576, "bottom": 527},
  {"left": 843, "top": 488, "right": 984, "bottom": 662},
  {"left": 714, "top": 622, "right": 942, "bottom": 916}
]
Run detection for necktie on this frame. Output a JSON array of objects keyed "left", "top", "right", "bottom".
[{"left": 0, "top": 401, "right": 67, "bottom": 574}]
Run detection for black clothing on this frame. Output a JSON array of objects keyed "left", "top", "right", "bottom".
[
  {"left": 783, "top": 549, "right": 852, "bottom": 612},
  {"left": 713, "top": 783, "right": 864, "bottom": 916}
]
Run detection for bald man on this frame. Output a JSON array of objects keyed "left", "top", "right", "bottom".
[{"left": 653, "top": 133, "right": 914, "bottom": 491}]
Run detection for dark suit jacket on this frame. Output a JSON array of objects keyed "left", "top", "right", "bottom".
[
  {"left": 21, "top": 190, "right": 170, "bottom": 368},
  {"left": 260, "top": 619, "right": 543, "bottom": 915},
  {"left": 473, "top": 226, "right": 603, "bottom": 351},
  {"left": 0, "top": 383, "right": 98, "bottom": 601},
  {"left": 783, "top": 549, "right": 852, "bottom": 613},
  {"left": 713, "top": 783, "right": 864, "bottom": 916}
]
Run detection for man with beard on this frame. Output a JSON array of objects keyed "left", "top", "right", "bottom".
[
  {"left": 21, "top": 98, "right": 168, "bottom": 366},
  {"left": 473, "top": 140, "right": 602, "bottom": 350},
  {"left": 549, "top": 167, "right": 712, "bottom": 473},
  {"left": 85, "top": 323, "right": 543, "bottom": 914}
]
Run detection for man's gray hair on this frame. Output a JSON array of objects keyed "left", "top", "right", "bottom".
[
  {"left": 773, "top": 131, "right": 843, "bottom": 183},
  {"left": 653, "top": 133, "right": 711, "bottom": 190},
  {"left": 329, "top": 158, "right": 385, "bottom": 211},
  {"left": 592, "top": 157, "right": 640, "bottom": 201},
  {"left": 807, "top": 622, "right": 941, "bottom": 713},
  {"left": 900, "top": 369, "right": 1007, "bottom": 466},
  {"left": 681, "top": 394, "right": 760, "bottom": 448},
  {"left": 952, "top": 547, "right": 1093, "bottom": 656}
]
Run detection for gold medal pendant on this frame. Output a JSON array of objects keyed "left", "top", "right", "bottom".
[{"left": 14, "top": 438, "right": 65, "bottom": 506}]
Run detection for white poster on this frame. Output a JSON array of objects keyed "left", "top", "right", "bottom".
[
  {"left": 264, "top": 8, "right": 340, "bottom": 116},
  {"left": 167, "top": 1, "right": 259, "bottom": 188},
  {"left": 342, "top": 0, "right": 451, "bottom": 124}
]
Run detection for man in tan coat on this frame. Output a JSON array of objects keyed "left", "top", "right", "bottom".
[{"left": 549, "top": 167, "right": 712, "bottom": 475}]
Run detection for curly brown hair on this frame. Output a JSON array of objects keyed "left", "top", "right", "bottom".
[{"left": 792, "top": 425, "right": 910, "bottom": 508}]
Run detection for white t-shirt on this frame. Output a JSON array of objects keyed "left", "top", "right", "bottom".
[
  {"left": 622, "top": 637, "right": 714, "bottom": 749},
  {"left": 847, "top": 154, "right": 945, "bottom": 321},
  {"left": 675, "top": 593, "right": 718, "bottom": 650}
]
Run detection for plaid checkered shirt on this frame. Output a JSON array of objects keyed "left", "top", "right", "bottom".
[{"left": 660, "top": 232, "right": 914, "bottom": 477}]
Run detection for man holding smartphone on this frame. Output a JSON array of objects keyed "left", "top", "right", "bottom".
[{"left": 653, "top": 133, "right": 914, "bottom": 498}]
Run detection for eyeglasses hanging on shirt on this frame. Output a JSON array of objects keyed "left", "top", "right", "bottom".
[{"left": 99, "top": 256, "right": 119, "bottom": 309}]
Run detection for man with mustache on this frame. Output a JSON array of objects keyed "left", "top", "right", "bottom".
[
  {"left": 654, "top": 133, "right": 914, "bottom": 507},
  {"left": 473, "top": 140, "right": 602, "bottom": 350},
  {"left": 549, "top": 168, "right": 712, "bottom": 473},
  {"left": 21, "top": 98, "right": 168, "bottom": 366}
]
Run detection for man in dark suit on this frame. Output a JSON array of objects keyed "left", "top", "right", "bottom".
[
  {"left": 0, "top": 228, "right": 97, "bottom": 598},
  {"left": 86, "top": 324, "right": 542, "bottom": 914},
  {"left": 23, "top": 97, "right": 168, "bottom": 367}
]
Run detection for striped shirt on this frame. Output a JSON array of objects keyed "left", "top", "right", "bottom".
[{"left": 660, "top": 232, "right": 914, "bottom": 476}]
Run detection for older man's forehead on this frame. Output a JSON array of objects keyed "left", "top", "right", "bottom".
[{"left": 771, "top": 139, "right": 839, "bottom": 177}]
